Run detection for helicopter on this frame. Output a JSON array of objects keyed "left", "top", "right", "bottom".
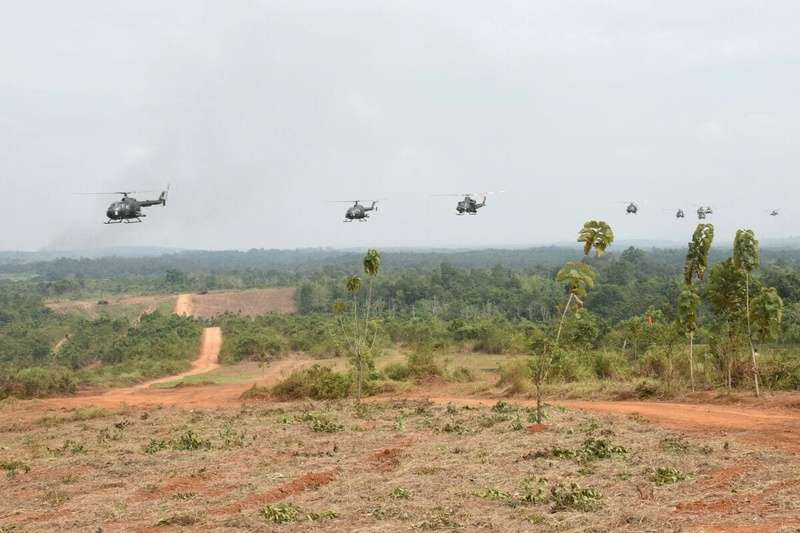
[
  {"left": 769, "top": 209, "right": 781, "bottom": 216},
  {"left": 343, "top": 200, "right": 379, "bottom": 222},
  {"left": 83, "top": 186, "right": 170, "bottom": 224},
  {"left": 665, "top": 208, "right": 685, "bottom": 218},
  {"left": 448, "top": 191, "right": 503, "bottom": 215},
  {"left": 617, "top": 201, "right": 640, "bottom": 215},
  {"left": 695, "top": 206, "right": 714, "bottom": 220}
]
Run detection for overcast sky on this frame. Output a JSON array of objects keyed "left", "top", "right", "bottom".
[{"left": 1, "top": 1, "right": 799, "bottom": 253}]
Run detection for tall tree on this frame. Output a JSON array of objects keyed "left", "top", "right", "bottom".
[
  {"left": 733, "top": 229, "right": 761, "bottom": 396},
  {"left": 535, "top": 222, "right": 612, "bottom": 424},
  {"left": 679, "top": 223, "right": 714, "bottom": 391},
  {"left": 336, "top": 250, "right": 381, "bottom": 402}
]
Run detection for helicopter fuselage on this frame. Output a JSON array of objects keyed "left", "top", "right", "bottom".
[
  {"left": 456, "top": 196, "right": 486, "bottom": 215},
  {"left": 105, "top": 191, "right": 166, "bottom": 224},
  {"left": 344, "top": 202, "right": 376, "bottom": 222}
]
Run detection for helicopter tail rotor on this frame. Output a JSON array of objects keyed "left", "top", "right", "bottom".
[{"left": 159, "top": 183, "right": 170, "bottom": 206}]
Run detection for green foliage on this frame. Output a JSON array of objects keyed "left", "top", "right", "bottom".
[
  {"left": 262, "top": 503, "right": 300, "bottom": 524},
  {"left": 733, "top": 229, "right": 759, "bottom": 273},
  {"left": 578, "top": 220, "right": 614, "bottom": 257},
  {"left": 549, "top": 482, "right": 603, "bottom": 512},
  {"left": 649, "top": 466, "right": 695, "bottom": 486},
  {"left": 391, "top": 487, "right": 412, "bottom": 499},
  {"left": 750, "top": 287, "right": 783, "bottom": 344},
  {"left": 0, "top": 366, "right": 75, "bottom": 400},
  {"left": 684, "top": 224, "right": 714, "bottom": 284},
  {"left": 556, "top": 262, "right": 595, "bottom": 300},
  {"left": 270, "top": 364, "right": 353, "bottom": 400},
  {"left": 550, "top": 437, "right": 627, "bottom": 463},
  {"left": 0, "top": 461, "right": 31, "bottom": 479}
]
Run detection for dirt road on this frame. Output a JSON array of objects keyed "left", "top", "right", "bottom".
[
  {"left": 174, "top": 293, "right": 193, "bottom": 316},
  {"left": 557, "top": 399, "right": 800, "bottom": 453},
  {"left": 132, "top": 327, "right": 222, "bottom": 389}
]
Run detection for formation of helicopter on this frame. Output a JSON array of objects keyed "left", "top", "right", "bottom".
[
  {"left": 81, "top": 185, "right": 782, "bottom": 225},
  {"left": 617, "top": 201, "right": 769, "bottom": 221}
]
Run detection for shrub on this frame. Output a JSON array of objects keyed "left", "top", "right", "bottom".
[
  {"left": 270, "top": 365, "right": 352, "bottom": 400},
  {"left": 497, "top": 357, "right": 532, "bottom": 394}
]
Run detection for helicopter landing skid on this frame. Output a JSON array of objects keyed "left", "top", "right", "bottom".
[{"left": 105, "top": 218, "right": 143, "bottom": 224}]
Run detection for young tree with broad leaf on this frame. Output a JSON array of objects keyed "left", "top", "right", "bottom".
[
  {"left": 678, "top": 223, "right": 714, "bottom": 391},
  {"left": 733, "top": 229, "right": 762, "bottom": 396},
  {"left": 335, "top": 250, "right": 382, "bottom": 402},
  {"left": 534, "top": 221, "right": 612, "bottom": 424}
]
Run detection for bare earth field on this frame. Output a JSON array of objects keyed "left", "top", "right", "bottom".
[
  {"left": 6, "top": 290, "right": 799, "bottom": 531},
  {"left": 189, "top": 288, "right": 297, "bottom": 318},
  {"left": 46, "top": 288, "right": 297, "bottom": 320}
]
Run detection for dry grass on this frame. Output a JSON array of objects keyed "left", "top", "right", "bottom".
[{"left": 2, "top": 398, "right": 799, "bottom": 532}]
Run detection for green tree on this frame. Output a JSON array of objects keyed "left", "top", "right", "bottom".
[
  {"left": 751, "top": 287, "right": 783, "bottom": 346},
  {"left": 732, "top": 229, "right": 761, "bottom": 396},
  {"left": 535, "top": 222, "right": 612, "bottom": 424},
  {"left": 679, "top": 223, "right": 714, "bottom": 391},
  {"left": 578, "top": 220, "right": 614, "bottom": 257},
  {"left": 707, "top": 258, "right": 748, "bottom": 389},
  {"left": 336, "top": 250, "right": 381, "bottom": 402},
  {"left": 684, "top": 224, "right": 714, "bottom": 285}
]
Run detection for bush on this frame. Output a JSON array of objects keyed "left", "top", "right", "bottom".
[
  {"left": 497, "top": 357, "right": 532, "bottom": 394},
  {"left": 0, "top": 366, "right": 76, "bottom": 400},
  {"left": 270, "top": 365, "right": 353, "bottom": 400}
]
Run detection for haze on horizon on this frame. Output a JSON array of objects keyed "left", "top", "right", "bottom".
[{"left": 1, "top": 1, "right": 799, "bottom": 253}]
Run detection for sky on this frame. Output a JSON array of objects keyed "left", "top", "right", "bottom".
[{"left": 1, "top": 1, "right": 799, "bottom": 253}]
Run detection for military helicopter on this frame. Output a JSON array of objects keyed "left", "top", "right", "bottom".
[
  {"left": 443, "top": 191, "right": 503, "bottom": 215},
  {"left": 617, "top": 201, "right": 641, "bottom": 215},
  {"left": 341, "top": 200, "right": 379, "bottom": 222},
  {"left": 694, "top": 205, "right": 714, "bottom": 220},
  {"left": 664, "top": 208, "right": 685, "bottom": 218},
  {"left": 768, "top": 209, "right": 781, "bottom": 216},
  {"left": 79, "top": 185, "right": 170, "bottom": 224}
]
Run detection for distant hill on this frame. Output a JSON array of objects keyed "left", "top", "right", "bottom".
[{"left": 2, "top": 238, "right": 799, "bottom": 279}]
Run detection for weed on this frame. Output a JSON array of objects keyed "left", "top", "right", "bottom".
[
  {"left": 172, "top": 492, "right": 198, "bottom": 500},
  {"left": 476, "top": 488, "right": 512, "bottom": 500},
  {"left": 551, "top": 437, "right": 627, "bottom": 463},
  {"left": 441, "top": 421, "right": 476, "bottom": 435},
  {"left": 0, "top": 461, "right": 30, "bottom": 480},
  {"left": 312, "top": 417, "right": 344, "bottom": 433},
  {"left": 143, "top": 439, "right": 168, "bottom": 454},
  {"left": 305, "top": 510, "right": 339, "bottom": 521},
  {"left": 660, "top": 435, "right": 691, "bottom": 454},
  {"left": 391, "top": 487, "right": 412, "bottom": 499},
  {"left": 649, "top": 466, "right": 695, "bottom": 486},
  {"left": 522, "top": 477, "right": 548, "bottom": 504},
  {"left": 415, "top": 466, "right": 442, "bottom": 475},
  {"left": 60, "top": 474, "right": 79, "bottom": 484},
  {"left": 491, "top": 400, "right": 517, "bottom": 413},
  {"left": 173, "top": 430, "right": 212, "bottom": 451},
  {"left": 98, "top": 427, "right": 124, "bottom": 443},
  {"left": 219, "top": 421, "right": 248, "bottom": 450},
  {"left": 262, "top": 503, "right": 300, "bottom": 524},
  {"left": 47, "top": 440, "right": 85, "bottom": 456},
  {"left": 549, "top": 482, "right": 603, "bottom": 512},
  {"left": 39, "top": 489, "right": 69, "bottom": 507}
]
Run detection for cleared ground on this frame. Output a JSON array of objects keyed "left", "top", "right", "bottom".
[
  {"left": 46, "top": 287, "right": 296, "bottom": 320},
  {"left": 11, "top": 289, "right": 798, "bottom": 531}
]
